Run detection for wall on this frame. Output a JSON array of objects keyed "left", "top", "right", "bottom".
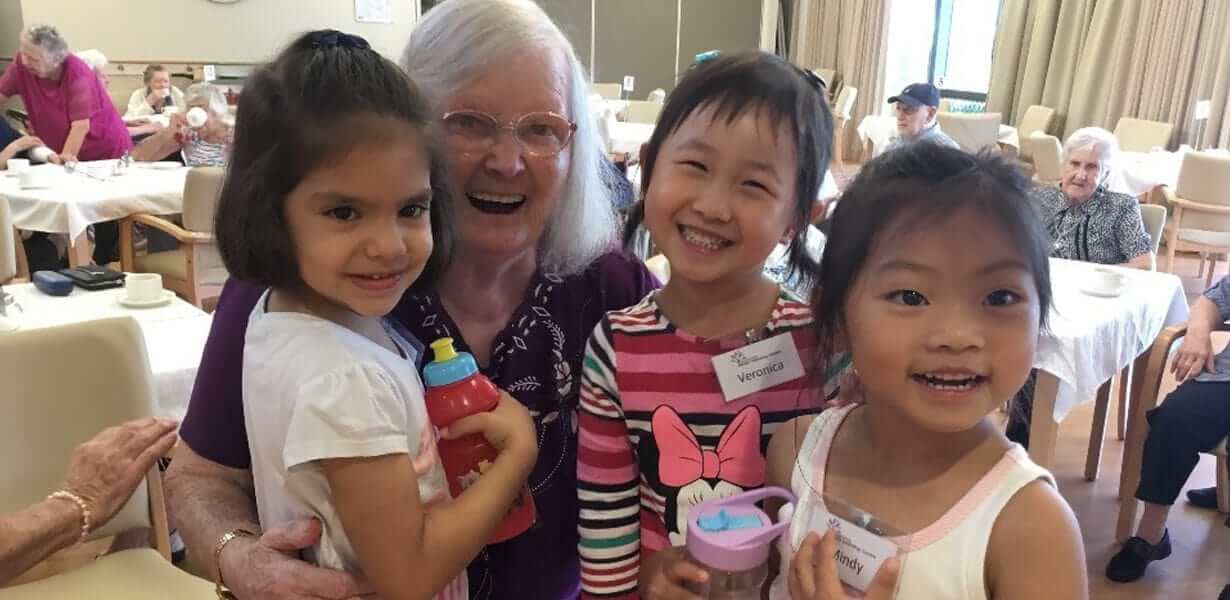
[
  {"left": 593, "top": 0, "right": 679, "bottom": 96},
  {"left": 0, "top": 2, "right": 22, "bottom": 57},
  {"left": 677, "top": 0, "right": 764, "bottom": 76},
  {"left": 538, "top": 0, "right": 593, "bottom": 74},
  {"left": 17, "top": 0, "right": 417, "bottom": 63}
]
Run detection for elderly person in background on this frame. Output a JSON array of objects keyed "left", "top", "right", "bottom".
[
  {"left": 882, "top": 82, "right": 959, "bottom": 154},
  {"left": 74, "top": 49, "right": 109, "bottom": 88},
  {"left": 1033, "top": 126, "right": 1152, "bottom": 268},
  {"left": 133, "top": 83, "right": 232, "bottom": 166},
  {"left": 164, "top": 2, "right": 656, "bottom": 599},
  {"left": 125, "top": 64, "right": 184, "bottom": 119},
  {"left": 0, "top": 417, "right": 177, "bottom": 585}
]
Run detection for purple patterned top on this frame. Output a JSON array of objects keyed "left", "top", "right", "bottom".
[{"left": 179, "top": 251, "right": 657, "bottom": 600}]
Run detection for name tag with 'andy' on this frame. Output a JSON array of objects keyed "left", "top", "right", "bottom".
[{"left": 711, "top": 333, "right": 804, "bottom": 402}]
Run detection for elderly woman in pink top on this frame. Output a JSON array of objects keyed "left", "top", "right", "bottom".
[{"left": 0, "top": 25, "right": 131, "bottom": 165}]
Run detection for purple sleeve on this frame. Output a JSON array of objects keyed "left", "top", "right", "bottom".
[
  {"left": 595, "top": 250, "right": 659, "bottom": 313},
  {"left": 178, "top": 278, "right": 265, "bottom": 469}
]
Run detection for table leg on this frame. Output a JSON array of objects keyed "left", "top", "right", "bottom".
[
  {"left": 1085, "top": 380, "right": 1112, "bottom": 481},
  {"left": 1028, "top": 372, "right": 1061, "bottom": 471},
  {"left": 1117, "top": 350, "right": 1160, "bottom": 541},
  {"left": 66, "top": 230, "right": 92, "bottom": 267}
]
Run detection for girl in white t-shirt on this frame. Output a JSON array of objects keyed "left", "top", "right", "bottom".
[
  {"left": 213, "top": 30, "right": 537, "bottom": 600},
  {"left": 767, "top": 145, "right": 1087, "bottom": 599}
]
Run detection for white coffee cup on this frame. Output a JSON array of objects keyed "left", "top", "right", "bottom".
[
  {"left": 1090, "top": 267, "right": 1125, "bottom": 292},
  {"left": 6, "top": 158, "right": 29, "bottom": 172},
  {"left": 124, "top": 273, "right": 164, "bottom": 303},
  {"left": 186, "top": 107, "right": 209, "bottom": 129}
]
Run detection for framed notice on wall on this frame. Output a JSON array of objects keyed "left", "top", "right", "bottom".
[{"left": 355, "top": 0, "right": 393, "bottom": 23}]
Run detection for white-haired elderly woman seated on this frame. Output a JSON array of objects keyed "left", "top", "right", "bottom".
[
  {"left": 132, "top": 83, "right": 232, "bottom": 166},
  {"left": 1032, "top": 126, "right": 1152, "bottom": 269}
]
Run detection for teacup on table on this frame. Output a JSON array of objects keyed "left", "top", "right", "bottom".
[
  {"left": 1089, "top": 267, "right": 1126, "bottom": 293},
  {"left": 6, "top": 158, "right": 30, "bottom": 173},
  {"left": 124, "top": 273, "right": 165, "bottom": 304}
]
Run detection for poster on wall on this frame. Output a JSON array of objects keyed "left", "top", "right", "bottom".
[{"left": 355, "top": 0, "right": 393, "bottom": 23}]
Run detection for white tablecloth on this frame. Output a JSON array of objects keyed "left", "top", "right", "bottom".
[
  {"left": 1036, "top": 259, "right": 1189, "bottom": 421},
  {"left": 1, "top": 283, "right": 211, "bottom": 421},
  {"left": 856, "top": 114, "right": 1018, "bottom": 156},
  {"left": 608, "top": 121, "right": 656, "bottom": 156},
  {"left": 1, "top": 162, "right": 189, "bottom": 242}
]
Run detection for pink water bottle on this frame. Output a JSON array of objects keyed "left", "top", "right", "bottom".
[
  {"left": 684, "top": 487, "right": 795, "bottom": 599},
  {"left": 423, "top": 337, "right": 536, "bottom": 543}
]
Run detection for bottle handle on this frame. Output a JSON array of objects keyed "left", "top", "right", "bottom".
[{"left": 688, "top": 486, "right": 796, "bottom": 549}]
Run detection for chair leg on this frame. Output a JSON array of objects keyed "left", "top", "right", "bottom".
[
  {"left": 1208, "top": 256, "right": 1221, "bottom": 288},
  {"left": 1086, "top": 380, "right": 1112, "bottom": 481},
  {"left": 1164, "top": 207, "right": 1181, "bottom": 273},
  {"left": 1197, "top": 253, "right": 1207, "bottom": 278},
  {"left": 119, "top": 219, "right": 136, "bottom": 273},
  {"left": 1217, "top": 453, "right": 1229, "bottom": 514},
  {"left": 1117, "top": 366, "right": 1130, "bottom": 440}
]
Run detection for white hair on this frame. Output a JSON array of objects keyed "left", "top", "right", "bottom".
[
  {"left": 1063, "top": 126, "right": 1119, "bottom": 181},
  {"left": 185, "top": 83, "right": 228, "bottom": 118},
  {"left": 24, "top": 25, "right": 69, "bottom": 66},
  {"left": 74, "top": 49, "right": 107, "bottom": 73},
  {"left": 402, "top": 0, "right": 617, "bottom": 277}
]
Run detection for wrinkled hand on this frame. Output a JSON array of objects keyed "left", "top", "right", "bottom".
[
  {"left": 789, "top": 531, "right": 898, "bottom": 600},
  {"left": 11, "top": 135, "right": 43, "bottom": 152},
  {"left": 442, "top": 391, "right": 537, "bottom": 459},
  {"left": 46, "top": 153, "right": 63, "bottom": 165},
  {"left": 826, "top": 368, "right": 864, "bottom": 409},
  {"left": 640, "top": 546, "right": 707, "bottom": 600},
  {"left": 1171, "top": 331, "right": 1216, "bottom": 382},
  {"left": 220, "top": 518, "right": 378, "bottom": 600},
  {"left": 60, "top": 416, "right": 178, "bottom": 527}
]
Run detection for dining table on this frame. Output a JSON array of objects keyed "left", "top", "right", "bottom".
[
  {"left": 1, "top": 161, "right": 189, "bottom": 266},
  {"left": 856, "top": 114, "right": 1019, "bottom": 157},
  {"left": 0, "top": 281, "right": 210, "bottom": 421}
]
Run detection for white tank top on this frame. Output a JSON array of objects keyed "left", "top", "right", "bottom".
[{"left": 770, "top": 405, "right": 1055, "bottom": 600}]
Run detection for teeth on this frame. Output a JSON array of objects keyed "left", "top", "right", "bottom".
[
  {"left": 916, "top": 373, "right": 981, "bottom": 390},
  {"left": 681, "top": 226, "right": 728, "bottom": 250},
  {"left": 468, "top": 192, "right": 525, "bottom": 204}
]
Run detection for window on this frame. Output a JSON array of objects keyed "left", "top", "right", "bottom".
[{"left": 885, "top": 0, "right": 1001, "bottom": 104}]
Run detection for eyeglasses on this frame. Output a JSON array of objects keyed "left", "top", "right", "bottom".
[{"left": 441, "top": 110, "right": 577, "bottom": 158}]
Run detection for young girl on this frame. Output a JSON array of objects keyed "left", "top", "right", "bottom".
[
  {"left": 213, "top": 30, "right": 538, "bottom": 600},
  {"left": 767, "top": 144, "right": 1088, "bottom": 599},
  {"left": 576, "top": 51, "right": 849, "bottom": 599}
]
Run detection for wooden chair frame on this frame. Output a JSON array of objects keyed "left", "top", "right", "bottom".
[{"left": 118, "top": 214, "right": 218, "bottom": 308}]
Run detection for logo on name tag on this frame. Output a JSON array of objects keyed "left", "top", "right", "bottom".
[{"left": 712, "top": 333, "right": 805, "bottom": 402}]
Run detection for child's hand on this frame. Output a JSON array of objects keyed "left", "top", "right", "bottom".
[
  {"left": 442, "top": 391, "right": 537, "bottom": 459},
  {"left": 789, "top": 531, "right": 899, "bottom": 599},
  {"left": 639, "top": 547, "right": 707, "bottom": 600}
]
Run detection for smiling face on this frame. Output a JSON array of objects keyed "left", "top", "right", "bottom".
[
  {"left": 283, "top": 125, "right": 434, "bottom": 318},
  {"left": 840, "top": 207, "right": 1040, "bottom": 433},
  {"left": 643, "top": 102, "right": 798, "bottom": 290},
  {"left": 1060, "top": 146, "right": 1104, "bottom": 203},
  {"left": 440, "top": 47, "right": 572, "bottom": 263}
]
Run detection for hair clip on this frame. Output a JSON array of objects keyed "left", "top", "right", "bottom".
[
  {"left": 309, "top": 30, "right": 371, "bottom": 50},
  {"left": 694, "top": 50, "right": 721, "bottom": 65}
]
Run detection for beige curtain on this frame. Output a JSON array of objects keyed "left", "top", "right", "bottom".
[
  {"left": 988, "top": 0, "right": 1230, "bottom": 147},
  {"left": 790, "top": 0, "right": 890, "bottom": 162}
]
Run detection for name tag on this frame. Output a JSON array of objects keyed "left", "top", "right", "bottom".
[
  {"left": 711, "top": 333, "right": 804, "bottom": 402},
  {"left": 806, "top": 506, "right": 900, "bottom": 593}
]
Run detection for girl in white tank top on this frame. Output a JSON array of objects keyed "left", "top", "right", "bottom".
[{"left": 765, "top": 146, "right": 1088, "bottom": 599}]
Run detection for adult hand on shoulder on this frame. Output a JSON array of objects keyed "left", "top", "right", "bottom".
[
  {"left": 789, "top": 531, "right": 898, "bottom": 600},
  {"left": 640, "top": 546, "right": 707, "bottom": 600},
  {"left": 1171, "top": 330, "right": 1216, "bottom": 382},
  {"left": 59, "top": 416, "right": 178, "bottom": 527},
  {"left": 220, "top": 518, "right": 378, "bottom": 600}
]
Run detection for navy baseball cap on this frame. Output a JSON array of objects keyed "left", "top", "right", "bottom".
[{"left": 888, "top": 83, "right": 940, "bottom": 108}]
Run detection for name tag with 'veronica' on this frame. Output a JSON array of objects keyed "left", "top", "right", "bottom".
[{"left": 711, "top": 333, "right": 804, "bottom": 402}]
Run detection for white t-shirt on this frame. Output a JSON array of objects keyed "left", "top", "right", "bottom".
[{"left": 242, "top": 291, "right": 462, "bottom": 595}]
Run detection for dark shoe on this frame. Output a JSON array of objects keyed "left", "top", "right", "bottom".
[
  {"left": 1106, "top": 530, "right": 1172, "bottom": 583},
  {"left": 1187, "top": 486, "right": 1219, "bottom": 510}
]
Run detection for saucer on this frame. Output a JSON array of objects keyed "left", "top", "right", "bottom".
[
  {"left": 119, "top": 290, "right": 175, "bottom": 308},
  {"left": 1081, "top": 285, "right": 1124, "bottom": 298},
  {"left": 147, "top": 162, "right": 182, "bottom": 170}
]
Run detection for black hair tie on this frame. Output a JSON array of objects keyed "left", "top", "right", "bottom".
[{"left": 309, "top": 30, "right": 371, "bottom": 50}]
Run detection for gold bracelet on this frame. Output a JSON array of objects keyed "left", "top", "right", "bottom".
[
  {"left": 213, "top": 528, "right": 256, "bottom": 600},
  {"left": 47, "top": 490, "right": 91, "bottom": 543}
]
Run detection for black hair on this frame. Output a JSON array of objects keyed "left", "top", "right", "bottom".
[
  {"left": 621, "top": 51, "right": 833, "bottom": 287},
  {"left": 812, "top": 143, "right": 1052, "bottom": 360},
  {"left": 215, "top": 29, "right": 452, "bottom": 293}
]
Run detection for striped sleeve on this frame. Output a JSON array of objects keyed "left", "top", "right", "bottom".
[{"left": 577, "top": 317, "right": 641, "bottom": 599}]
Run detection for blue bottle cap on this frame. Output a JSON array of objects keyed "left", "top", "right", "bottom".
[{"left": 422, "top": 337, "right": 479, "bottom": 387}]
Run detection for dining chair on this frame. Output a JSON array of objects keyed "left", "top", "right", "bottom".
[
  {"left": 938, "top": 99, "right": 954, "bottom": 113},
  {"left": 1020, "top": 132, "right": 1063, "bottom": 184},
  {"left": 624, "top": 101, "right": 663, "bottom": 125},
  {"left": 1016, "top": 105, "right": 1055, "bottom": 139},
  {"left": 937, "top": 112, "right": 1002, "bottom": 153},
  {"left": 591, "top": 82, "right": 623, "bottom": 100},
  {"left": 1161, "top": 152, "right": 1230, "bottom": 282},
  {"left": 831, "top": 86, "right": 858, "bottom": 175},
  {"left": 0, "top": 199, "right": 29, "bottom": 285},
  {"left": 646, "top": 88, "right": 666, "bottom": 104},
  {"left": 119, "top": 167, "right": 226, "bottom": 308},
  {"left": 0, "top": 317, "right": 215, "bottom": 598},
  {"left": 1117, "top": 322, "right": 1230, "bottom": 541},
  {"left": 1114, "top": 117, "right": 1175, "bottom": 153}
]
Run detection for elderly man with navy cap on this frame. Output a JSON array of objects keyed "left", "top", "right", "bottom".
[{"left": 883, "top": 82, "right": 959, "bottom": 153}]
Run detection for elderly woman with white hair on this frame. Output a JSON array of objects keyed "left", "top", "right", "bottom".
[
  {"left": 132, "top": 83, "right": 232, "bottom": 166},
  {"left": 163, "top": 2, "right": 655, "bottom": 599},
  {"left": 1032, "top": 126, "right": 1152, "bottom": 268}
]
